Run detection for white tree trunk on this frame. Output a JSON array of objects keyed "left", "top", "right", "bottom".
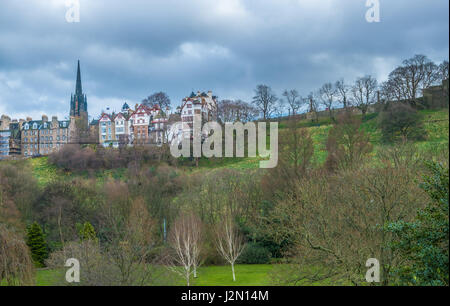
[{"left": 231, "top": 263, "right": 236, "bottom": 282}]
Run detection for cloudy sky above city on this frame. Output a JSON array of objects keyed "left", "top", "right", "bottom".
[{"left": 0, "top": 0, "right": 448, "bottom": 121}]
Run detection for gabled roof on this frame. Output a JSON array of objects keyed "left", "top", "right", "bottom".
[
  {"left": 99, "top": 113, "right": 113, "bottom": 121},
  {"left": 129, "top": 103, "right": 161, "bottom": 117}
]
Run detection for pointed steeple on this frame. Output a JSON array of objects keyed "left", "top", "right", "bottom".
[
  {"left": 70, "top": 60, "right": 88, "bottom": 121},
  {"left": 75, "top": 60, "right": 82, "bottom": 95}
]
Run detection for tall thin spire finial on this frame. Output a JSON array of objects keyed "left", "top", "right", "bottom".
[{"left": 76, "top": 60, "right": 82, "bottom": 95}]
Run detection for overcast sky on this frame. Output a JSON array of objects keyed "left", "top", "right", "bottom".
[{"left": 0, "top": 0, "right": 448, "bottom": 121}]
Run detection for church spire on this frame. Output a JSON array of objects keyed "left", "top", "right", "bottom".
[
  {"left": 70, "top": 60, "right": 88, "bottom": 120},
  {"left": 76, "top": 60, "right": 82, "bottom": 95}
]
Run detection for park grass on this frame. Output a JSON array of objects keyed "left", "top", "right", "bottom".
[
  {"left": 28, "top": 157, "right": 60, "bottom": 187},
  {"left": 35, "top": 269, "right": 62, "bottom": 286},
  {"left": 191, "top": 265, "right": 274, "bottom": 286},
  {"left": 32, "top": 264, "right": 274, "bottom": 286}
]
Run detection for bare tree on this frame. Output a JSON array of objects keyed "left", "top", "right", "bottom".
[
  {"left": 215, "top": 216, "right": 246, "bottom": 282},
  {"left": 217, "top": 100, "right": 258, "bottom": 123},
  {"left": 238, "top": 101, "right": 259, "bottom": 123},
  {"left": 352, "top": 75, "right": 378, "bottom": 116},
  {"left": 325, "top": 112, "right": 373, "bottom": 171},
  {"left": 439, "top": 60, "right": 449, "bottom": 100},
  {"left": 100, "top": 183, "right": 158, "bottom": 286},
  {"left": 380, "top": 79, "right": 399, "bottom": 103},
  {"left": 143, "top": 92, "right": 171, "bottom": 111},
  {"left": 167, "top": 213, "right": 203, "bottom": 286},
  {"left": 0, "top": 225, "right": 34, "bottom": 285},
  {"left": 383, "top": 55, "right": 440, "bottom": 103},
  {"left": 275, "top": 98, "right": 286, "bottom": 118},
  {"left": 307, "top": 92, "right": 319, "bottom": 122},
  {"left": 46, "top": 239, "right": 109, "bottom": 286},
  {"left": 282, "top": 89, "right": 303, "bottom": 116},
  {"left": 269, "top": 164, "right": 426, "bottom": 286},
  {"left": 318, "top": 83, "right": 337, "bottom": 119},
  {"left": 438, "top": 60, "right": 449, "bottom": 82},
  {"left": 335, "top": 79, "right": 351, "bottom": 108},
  {"left": 252, "top": 85, "right": 278, "bottom": 120}
]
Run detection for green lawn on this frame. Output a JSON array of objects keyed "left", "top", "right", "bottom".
[
  {"left": 191, "top": 265, "right": 273, "bottom": 286},
  {"left": 33, "top": 264, "right": 274, "bottom": 286}
]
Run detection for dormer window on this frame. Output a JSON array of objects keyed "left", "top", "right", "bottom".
[{"left": 33, "top": 123, "right": 37, "bottom": 129}]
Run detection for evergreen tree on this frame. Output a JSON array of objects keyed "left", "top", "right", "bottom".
[
  {"left": 79, "top": 221, "right": 97, "bottom": 242},
  {"left": 26, "top": 222, "right": 48, "bottom": 267},
  {"left": 388, "top": 162, "right": 449, "bottom": 285}
]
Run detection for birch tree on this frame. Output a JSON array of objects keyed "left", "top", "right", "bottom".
[
  {"left": 168, "top": 213, "right": 203, "bottom": 286},
  {"left": 215, "top": 216, "right": 246, "bottom": 282}
]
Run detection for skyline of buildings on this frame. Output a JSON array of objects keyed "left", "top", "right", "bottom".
[{"left": 0, "top": 61, "right": 219, "bottom": 159}]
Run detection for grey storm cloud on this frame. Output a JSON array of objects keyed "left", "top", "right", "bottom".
[{"left": 0, "top": 0, "right": 448, "bottom": 120}]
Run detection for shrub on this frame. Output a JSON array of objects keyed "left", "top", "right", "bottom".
[
  {"left": 379, "top": 103, "right": 427, "bottom": 143},
  {"left": 325, "top": 112, "right": 372, "bottom": 171},
  {"left": 0, "top": 225, "right": 35, "bottom": 285},
  {"left": 237, "top": 243, "right": 271, "bottom": 264}
]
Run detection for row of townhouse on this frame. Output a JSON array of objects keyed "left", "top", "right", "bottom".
[
  {"left": 0, "top": 114, "right": 72, "bottom": 159},
  {"left": 95, "top": 90, "right": 218, "bottom": 148},
  {"left": 97, "top": 102, "right": 169, "bottom": 148},
  {"left": 0, "top": 115, "right": 11, "bottom": 159}
]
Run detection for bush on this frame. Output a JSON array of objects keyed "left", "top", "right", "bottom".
[
  {"left": 237, "top": 243, "right": 271, "bottom": 264},
  {"left": 325, "top": 112, "right": 372, "bottom": 171},
  {"left": 48, "top": 144, "right": 175, "bottom": 172},
  {"left": 378, "top": 103, "right": 427, "bottom": 143},
  {"left": 387, "top": 162, "right": 449, "bottom": 286}
]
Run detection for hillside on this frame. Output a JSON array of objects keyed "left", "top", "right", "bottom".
[{"left": 23, "top": 109, "right": 449, "bottom": 184}]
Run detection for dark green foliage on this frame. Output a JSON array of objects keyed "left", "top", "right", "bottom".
[
  {"left": 379, "top": 103, "right": 427, "bottom": 143},
  {"left": 33, "top": 179, "right": 100, "bottom": 251},
  {"left": 237, "top": 243, "right": 271, "bottom": 264},
  {"left": 78, "top": 221, "right": 97, "bottom": 242},
  {"left": 26, "top": 222, "right": 48, "bottom": 267},
  {"left": 387, "top": 162, "right": 449, "bottom": 285}
]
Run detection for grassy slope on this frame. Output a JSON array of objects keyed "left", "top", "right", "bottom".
[{"left": 26, "top": 109, "right": 449, "bottom": 180}]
